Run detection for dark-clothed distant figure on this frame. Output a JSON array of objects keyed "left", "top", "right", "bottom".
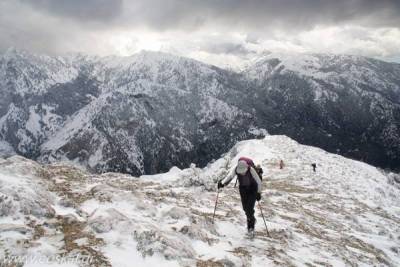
[
  {"left": 279, "top": 160, "right": 284, "bottom": 169},
  {"left": 311, "top": 163, "right": 317, "bottom": 172}
]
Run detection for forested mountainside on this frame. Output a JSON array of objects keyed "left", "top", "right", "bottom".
[{"left": 1, "top": 49, "right": 399, "bottom": 174}]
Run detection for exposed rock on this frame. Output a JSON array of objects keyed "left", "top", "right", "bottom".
[
  {"left": 162, "top": 206, "right": 187, "bottom": 220},
  {"left": 134, "top": 229, "right": 196, "bottom": 260},
  {"left": 88, "top": 208, "right": 130, "bottom": 233},
  {"left": 0, "top": 224, "right": 30, "bottom": 234}
]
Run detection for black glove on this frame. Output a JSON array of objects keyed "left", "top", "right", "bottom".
[
  {"left": 217, "top": 181, "right": 224, "bottom": 189},
  {"left": 256, "top": 193, "right": 261, "bottom": 201}
]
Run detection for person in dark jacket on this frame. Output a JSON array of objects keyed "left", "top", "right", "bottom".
[
  {"left": 279, "top": 160, "right": 284, "bottom": 169},
  {"left": 217, "top": 158, "right": 262, "bottom": 236},
  {"left": 311, "top": 163, "right": 317, "bottom": 172}
]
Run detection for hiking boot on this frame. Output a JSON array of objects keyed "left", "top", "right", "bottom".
[{"left": 247, "top": 228, "right": 255, "bottom": 239}]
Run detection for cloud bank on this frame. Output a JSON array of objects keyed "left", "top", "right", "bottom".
[{"left": 1, "top": 0, "right": 399, "bottom": 66}]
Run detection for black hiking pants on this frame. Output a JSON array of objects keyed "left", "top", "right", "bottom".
[{"left": 239, "top": 184, "right": 257, "bottom": 230}]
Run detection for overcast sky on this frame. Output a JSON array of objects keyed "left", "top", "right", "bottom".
[{"left": 1, "top": 0, "right": 400, "bottom": 67}]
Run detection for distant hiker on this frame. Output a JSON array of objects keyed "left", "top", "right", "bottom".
[
  {"left": 217, "top": 157, "right": 262, "bottom": 237},
  {"left": 279, "top": 160, "right": 284, "bottom": 169},
  {"left": 311, "top": 163, "right": 317, "bottom": 172}
]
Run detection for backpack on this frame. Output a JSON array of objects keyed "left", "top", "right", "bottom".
[
  {"left": 254, "top": 164, "right": 263, "bottom": 180},
  {"left": 238, "top": 157, "right": 263, "bottom": 181},
  {"left": 234, "top": 157, "right": 263, "bottom": 187}
]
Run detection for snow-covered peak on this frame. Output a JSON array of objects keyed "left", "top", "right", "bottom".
[
  {"left": 0, "top": 49, "right": 80, "bottom": 96},
  {"left": 97, "top": 50, "right": 219, "bottom": 81},
  {"left": 255, "top": 51, "right": 399, "bottom": 77},
  {"left": 91, "top": 49, "right": 227, "bottom": 99},
  {"left": 246, "top": 51, "right": 400, "bottom": 102},
  {"left": 1, "top": 136, "right": 399, "bottom": 266}
]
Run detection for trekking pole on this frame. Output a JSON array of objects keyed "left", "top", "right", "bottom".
[
  {"left": 212, "top": 189, "right": 220, "bottom": 224},
  {"left": 257, "top": 201, "right": 270, "bottom": 237}
]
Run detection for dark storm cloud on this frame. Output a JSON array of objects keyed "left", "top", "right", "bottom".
[
  {"left": 1, "top": 0, "right": 400, "bottom": 60},
  {"left": 118, "top": 0, "right": 400, "bottom": 31},
  {"left": 21, "top": 0, "right": 123, "bottom": 22},
  {"left": 15, "top": 0, "right": 400, "bottom": 30}
]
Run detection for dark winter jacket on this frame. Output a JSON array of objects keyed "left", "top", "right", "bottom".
[{"left": 221, "top": 165, "right": 262, "bottom": 193}]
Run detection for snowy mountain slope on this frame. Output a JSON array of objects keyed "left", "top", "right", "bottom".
[
  {"left": 37, "top": 51, "right": 260, "bottom": 175},
  {"left": 0, "top": 48, "right": 80, "bottom": 97},
  {"left": 0, "top": 49, "right": 262, "bottom": 175},
  {"left": 1, "top": 136, "right": 399, "bottom": 266},
  {"left": 244, "top": 52, "right": 400, "bottom": 170},
  {"left": 0, "top": 49, "right": 399, "bottom": 174},
  {"left": 247, "top": 52, "right": 400, "bottom": 102},
  {"left": 0, "top": 49, "right": 101, "bottom": 162}
]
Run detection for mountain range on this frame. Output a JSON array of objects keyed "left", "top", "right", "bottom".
[{"left": 0, "top": 48, "right": 399, "bottom": 175}]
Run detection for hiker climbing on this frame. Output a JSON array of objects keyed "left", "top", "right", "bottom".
[
  {"left": 217, "top": 157, "right": 263, "bottom": 237},
  {"left": 312, "top": 163, "right": 317, "bottom": 172}
]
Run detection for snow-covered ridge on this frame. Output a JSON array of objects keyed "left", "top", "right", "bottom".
[
  {"left": 0, "top": 48, "right": 80, "bottom": 96},
  {"left": 1, "top": 136, "right": 399, "bottom": 266},
  {"left": 246, "top": 51, "right": 400, "bottom": 101}
]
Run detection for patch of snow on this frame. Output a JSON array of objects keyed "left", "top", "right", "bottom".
[
  {"left": 248, "top": 126, "right": 269, "bottom": 137},
  {"left": 0, "top": 140, "right": 15, "bottom": 157}
]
